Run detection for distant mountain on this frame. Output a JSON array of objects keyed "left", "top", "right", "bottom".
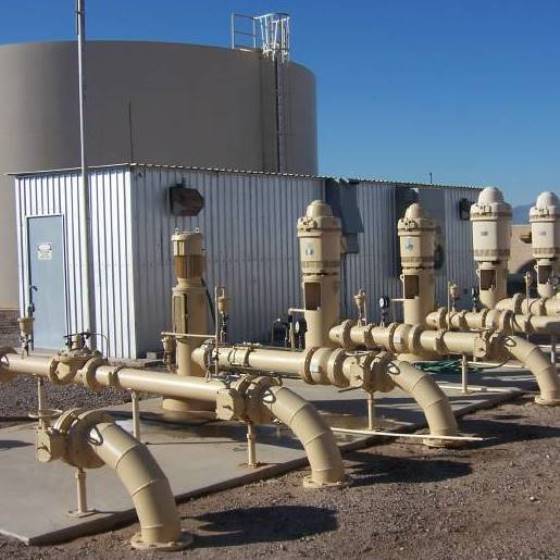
[{"left": 512, "top": 204, "right": 532, "bottom": 224}]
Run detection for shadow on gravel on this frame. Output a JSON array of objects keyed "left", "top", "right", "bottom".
[
  {"left": 0, "top": 439, "right": 31, "bottom": 451},
  {"left": 192, "top": 505, "right": 337, "bottom": 548},
  {"left": 345, "top": 451, "right": 471, "bottom": 487},
  {"left": 458, "top": 417, "right": 560, "bottom": 450}
]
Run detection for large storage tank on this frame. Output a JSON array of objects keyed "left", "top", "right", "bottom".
[{"left": 0, "top": 40, "right": 318, "bottom": 319}]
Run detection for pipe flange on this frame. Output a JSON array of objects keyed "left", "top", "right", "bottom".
[
  {"left": 76, "top": 357, "right": 109, "bottom": 392},
  {"left": 456, "top": 310, "right": 469, "bottom": 330},
  {"left": 300, "top": 348, "right": 318, "bottom": 384},
  {"left": 53, "top": 408, "right": 113, "bottom": 469},
  {"left": 0, "top": 347, "right": 17, "bottom": 383},
  {"left": 407, "top": 325, "right": 424, "bottom": 355},
  {"left": 432, "top": 307, "right": 447, "bottom": 329},
  {"left": 130, "top": 530, "right": 193, "bottom": 552},
  {"left": 479, "top": 308, "right": 489, "bottom": 329},
  {"left": 370, "top": 351, "right": 396, "bottom": 393},
  {"left": 432, "top": 330, "right": 447, "bottom": 355},
  {"left": 361, "top": 324, "right": 376, "bottom": 349},
  {"left": 243, "top": 376, "right": 279, "bottom": 425},
  {"left": 386, "top": 323, "right": 400, "bottom": 354},
  {"left": 326, "top": 348, "right": 347, "bottom": 386},
  {"left": 338, "top": 320, "right": 355, "bottom": 349},
  {"left": 497, "top": 309, "right": 515, "bottom": 335}
]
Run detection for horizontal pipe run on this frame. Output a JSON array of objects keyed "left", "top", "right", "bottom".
[{"left": 0, "top": 352, "right": 346, "bottom": 486}]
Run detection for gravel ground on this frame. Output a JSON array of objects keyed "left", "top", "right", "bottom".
[{"left": 0, "top": 394, "right": 559, "bottom": 559}]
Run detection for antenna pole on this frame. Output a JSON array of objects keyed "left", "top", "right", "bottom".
[{"left": 76, "top": 0, "right": 95, "bottom": 344}]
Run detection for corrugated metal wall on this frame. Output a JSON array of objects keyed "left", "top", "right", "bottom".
[
  {"left": 15, "top": 164, "right": 480, "bottom": 359},
  {"left": 339, "top": 182, "right": 479, "bottom": 323},
  {"left": 131, "top": 167, "right": 323, "bottom": 353},
  {"left": 15, "top": 169, "right": 136, "bottom": 357},
  {"left": 443, "top": 186, "right": 479, "bottom": 305},
  {"left": 341, "top": 181, "right": 401, "bottom": 321}
]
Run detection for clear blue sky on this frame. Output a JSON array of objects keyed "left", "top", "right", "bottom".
[{"left": 2, "top": 0, "right": 559, "bottom": 206}]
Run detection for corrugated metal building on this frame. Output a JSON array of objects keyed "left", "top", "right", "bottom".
[{"left": 14, "top": 164, "right": 480, "bottom": 358}]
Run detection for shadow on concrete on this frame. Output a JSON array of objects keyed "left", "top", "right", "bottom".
[
  {"left": 0, "top": 439, "right": 32, "bottom": 451},
  {"left": 345, "top": 450, "right": 472, "bottom": 487},
  {"left": 192, "top": 505, "right": 337, "bottom": 548}
]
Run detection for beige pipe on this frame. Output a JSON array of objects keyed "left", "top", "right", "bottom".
[
  {"left": 386, "top": 360, "right": 458, "bottom": 445},
  {"left": 88, "top": 421, "right": 187, "bottom": 549},
  {"left": 496, "top": 296, "right": 560, "bottom": 317},
  {"left": 331, "top": 322, "right": 560, "bottom": 406},
  {"left": 1, "top": 352, "right": 345, "bottom": 487},
  {"left": 425, "top": 308, "right": 560, "bottom": 336},
  {"left": 263, "top": 385, "right": 345, "bottom": 486},
  {"left": 502, "top": 336, "right": 560, "bottom": 406},
  {"left": 193, "top": 344, "right": 459, "bottom": 443}
]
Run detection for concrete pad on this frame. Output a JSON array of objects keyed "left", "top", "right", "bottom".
[{"left": 0, "top": 368, "right": 534, "bottom": 545}]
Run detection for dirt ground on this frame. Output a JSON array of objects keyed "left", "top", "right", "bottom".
[{"left": 0, "top": 392, "right": 559, "bottom": 560}]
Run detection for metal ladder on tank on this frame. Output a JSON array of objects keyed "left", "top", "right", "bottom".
[{"left": 231, "top": 13, "right": 290, "bottom": 172}]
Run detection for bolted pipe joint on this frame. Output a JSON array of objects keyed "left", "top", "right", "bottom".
[
  {"left": 41, "top": 408, "right": 192, "bottom": 550},
  {"left": 216, "top": 374, "right": 346, "bottom": 488}
]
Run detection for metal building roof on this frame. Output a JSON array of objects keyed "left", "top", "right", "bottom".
[{"left": 8, "top": 162, "right": 483, "bottom": 191}]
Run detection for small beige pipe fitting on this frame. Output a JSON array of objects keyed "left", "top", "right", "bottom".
[
  {"left": 89, "top": 421, "right": 191, "bottom": 550},
  {"left": 385, "top": 360, "right": 459, "bottom": 447},
  {"left": 263, "top": 385, "right": 345, "bottom": 486}
]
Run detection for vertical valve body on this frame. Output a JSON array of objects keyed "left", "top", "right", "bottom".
[
  {"left": 530, "top": 191, "right": 560, "bottom": 298},
  {"left": 470, "top": 187, "right": 512, "bottom": 308},
  {"left": 163, "top": 231, "right": 212, "bottom": 414},
  {"left": 297, "top": 200, "right": 342, "bottom": 348},
  {"left": 398, "top": 203, "right": 436, "bottom": 326}
]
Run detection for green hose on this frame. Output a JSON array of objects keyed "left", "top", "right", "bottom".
[{"left": 414, "top": 359, "right": 483, "bottom": 375}]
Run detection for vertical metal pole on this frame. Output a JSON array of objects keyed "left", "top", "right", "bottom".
[
  {"left": 76, "top": 0, "right": 95, "bottom": 342},
  {"left": 246, "top": 422, "right": 257, "bottom": 468},
  {"left": 36, "top": 376, "right": 46, "bottom": 428},
  {"left": 76, "top": 468, "right": 88, "bottom": 513},
  {"left": 131, "top": 391, "right": 141, "bottom": 441},
  {"left": 461, "top": 354, "right": 469, "bottom": 394},
  {"left": 551, "top": 335, "right": 557, "bottom": 367},
  {"left": 367, "top": 392, "right": 375, "bottom": 431}
]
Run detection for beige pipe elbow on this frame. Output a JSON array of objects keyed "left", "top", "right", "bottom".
[
  {"left": 89, "top": 421, "right": 189, "bottom": 550},
  {"left": 503, "top": 336, "right": 560, "bottom": 406},
  {"left": 263, "top": 385, "right": 345, "bottom": 487},
  {"left": 385, "top": 360, "right": 459, "bottom": 446}
]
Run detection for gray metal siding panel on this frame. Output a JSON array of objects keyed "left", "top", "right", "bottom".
[
  {"left": 131, "top": 168, "right": 322, "bottom": 354},
  {"left": 342, "top": 182, "right": 402, "bottom": 323},
  {"left": 15, "top": 170, "right": 135, "bottom": 359},
  {"left": 444, "top": 187, "right": 479, "bottom": 309}
]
